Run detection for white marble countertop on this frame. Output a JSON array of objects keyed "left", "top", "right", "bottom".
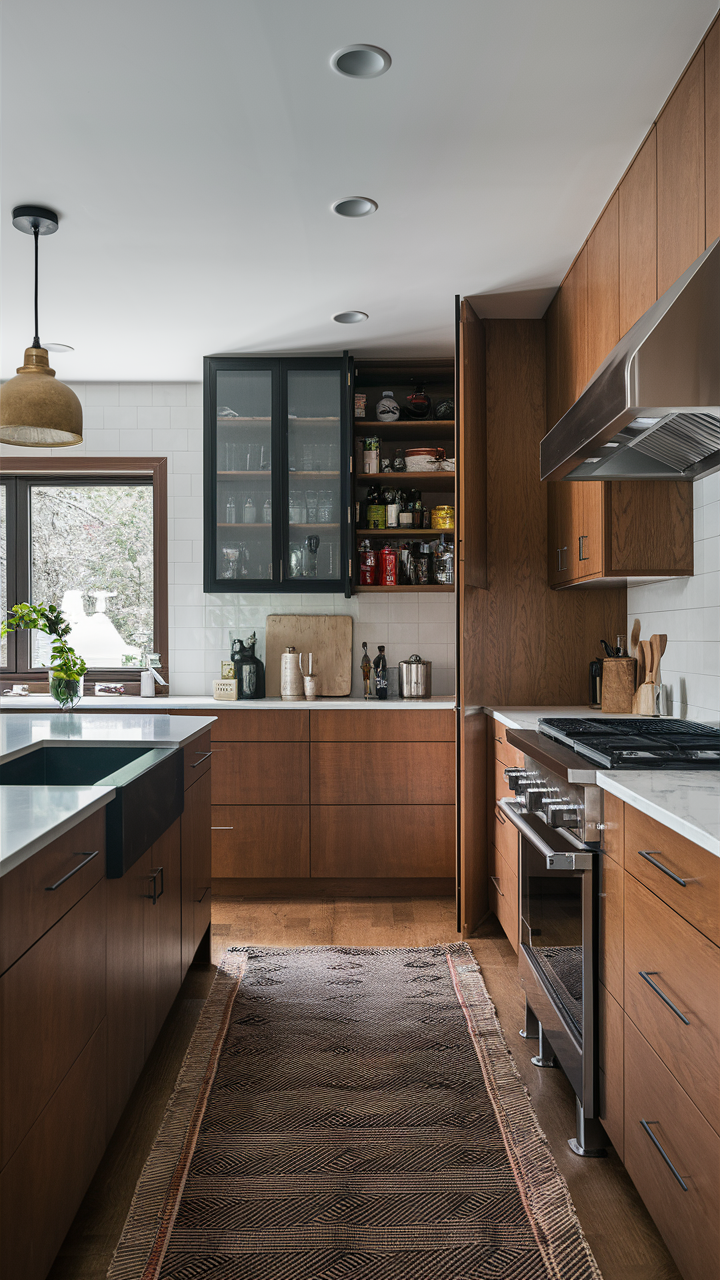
[
  {"left": 0, "top": 712, "right": 217, "bottom": 766},
  {"left": 0, "top": 784, "right": 116, "bottom": 877},
  {"left": 484, "top": 705, "right": 720, "bottom": 857},
  {"left": 2, "top": 695, "right": 455, "bottom": 712}
]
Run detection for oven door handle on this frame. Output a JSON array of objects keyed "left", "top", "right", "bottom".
[{"left": 497, "top": 798, "right": 593, "bottom": 870}]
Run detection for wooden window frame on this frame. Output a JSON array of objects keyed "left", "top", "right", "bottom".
[{"left": 0, "top": 457, "right": 168, "bottom": 696}]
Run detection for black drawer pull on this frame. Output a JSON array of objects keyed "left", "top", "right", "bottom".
[
  {"left": 639, "top": 971, "right": 690, "bottom": 1025},
  {"left": 494, "top": 736, "right": 503, "bottom": 743},
  {"left": 191, "top": 751, "right": 213, "bottom": 767},
  {"left": 490, "top": 875, "right": 504, "bottom": 897},
  {"left": 495, "top": 805, "right": 506, "bottom": 825},
  {"left": 637, "top": 850, "right": 687, "bottom": 887},
  {"left": 640, "top": 1120, "right": 688, "bottom": 1190},
  {"left": 146, "top": 866, "right": 164, "bottom": 905},
  {"left": 45, "top": 850, "right": 99, "bottom": 891},
  {"left": 196, "top": 886, "right": 210, "bottom": 904}
]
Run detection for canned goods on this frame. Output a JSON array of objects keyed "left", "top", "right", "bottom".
[
  {"left": 363, "top": 436, "right": 380, "bottom": 473},
  {"left": 366, "top": 504, "right": 386, "bottom": 529},
  {"left": 431, "top": 504, "right": 454, "bottom": 530},
  {"left": 359, "top": 546, "right": 377, "bottom": 585},
  {"left": 379, "top": 547, "right": 398, "bottom": 586}
]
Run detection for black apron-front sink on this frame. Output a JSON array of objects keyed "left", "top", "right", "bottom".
[{"left": 0, "top": 745, "right": 184, "bottom": 877}]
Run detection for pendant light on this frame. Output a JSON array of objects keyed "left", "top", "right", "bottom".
[{"left": 0, "top": 205, "right": 82, "bottom": 447}]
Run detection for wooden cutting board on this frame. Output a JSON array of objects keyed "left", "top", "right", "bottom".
[{"left": 265, "top": 615, "right": 353, "bottom": 697}]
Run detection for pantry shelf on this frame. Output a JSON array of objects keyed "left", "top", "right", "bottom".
[
  {"left": 355, "top": 528, "right": 454, "bottom": 536},
  {"left": 355, "top": 584, "right": 454, "bottom": 593},
  {"left": 354, "top": 420, "right": 454, "bottom": 440},
  {"left": 356, "top": 472, "right": 455, "bottom": 490}
]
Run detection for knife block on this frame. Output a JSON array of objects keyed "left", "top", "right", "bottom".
[{"left": 601, "top": 657, "right": 636, "bottom": 713}]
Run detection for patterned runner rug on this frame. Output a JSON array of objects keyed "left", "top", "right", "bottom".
[{"left": 108, "top": 943, "right": 601, "bottom": 1279}]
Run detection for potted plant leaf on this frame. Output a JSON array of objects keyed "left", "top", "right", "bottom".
[{"left": 1, "top": 602, "right": 88, "bottom": 710}]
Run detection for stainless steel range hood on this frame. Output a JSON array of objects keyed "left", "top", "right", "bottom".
[{"left": 541, "top": 237, "right": 720, "bottom": 482}]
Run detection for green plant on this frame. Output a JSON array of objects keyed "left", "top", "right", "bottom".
[{"left": 1, "top": 602, "right": 87, "bottom": 682}]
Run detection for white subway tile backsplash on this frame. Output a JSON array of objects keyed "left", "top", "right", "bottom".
[
  {"left": 172, "top": 451, "right": 203, "bottom": 475},
  {"left": 388, "top": 595, "right": 420, "bottom": 624},
  {"left": 103, "top": 406, "right": 138, "bottom": 431},
  {"left": 82, "top": 428, "right": 120, "bottom": 453},
  {"left": 152, "top": 384, "right": 187, "bottom": 406},
  {"left": 169, "top": 406, "right": 202, "bottom": 431},
  {"left": 186, "top": 384, "right": 203, "bottom": 407},
  {"left": 138, "top": 406, "right": 171, "bottom": 432},
  {"left": 153, "top": 428, "right": 188, "bottom": 453},
  {"left": 118, "top": 383, "right": 154, "bottom": 406},
  {"left": 85, "top": 383, "right": 119, "bottom": 406}
]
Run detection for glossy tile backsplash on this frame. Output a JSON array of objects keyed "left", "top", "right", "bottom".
[
  {"left": 627, "top": 473, "right": 720, "bottom": 720},
  {"left": 0, "top": 382, "right": 455, "bottom": 698}
]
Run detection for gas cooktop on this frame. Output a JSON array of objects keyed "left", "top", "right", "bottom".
[{"left": 538, "top": 717, "right": 720, "bottom": 770}]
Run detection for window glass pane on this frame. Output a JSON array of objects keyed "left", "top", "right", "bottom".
[
  {"left": 30, "top": 484, "right": 154, "bottom": 669},
  {"left": 0, "top": 486, "right": 6, "bottom": 667}
]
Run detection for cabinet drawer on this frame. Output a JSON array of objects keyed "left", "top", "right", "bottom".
[
  {"left": 183, "top": 730, "right": 212, "bottom": 788},
  {"left": 311, "top": 709, "right": 455, "bottom": 742},
  {"left": 0, "top": 1019, "right": 107, "bottom": 1280},
  {"left": 494, "top": 756, "right": 515, "bottom": 801},
  {"left": 625, "top": 806, "right": 720, "bottom": 945},
  {"left": 491, "top": 720, "right": 524, "bottom": 769},
  {"left": 0, "top": 808, "right": 105, "bottom": 975},
  {"left": 311, "top": 742, "right": 454, "bottom": 805},
  {"left": 173, "top": 708, "right": 309, "bottom": 742},
  {"left": 489, "top": 844, "right": 519, "bottom": 952},
  {"left": 599, "top": 851, "right": 623, "bottom": 1002},
  {"left": 624, "top": 873, "right": 720, "bottom": 1129},
  {"left": 1, "top": 877, "right": 106, "bottom": 1168},
  {"left": 212, "top": 805, "right": 309, "bottom": 878},
  {"left": 311, "top": 805, "right": 455, "bottom": 878},
  {"left": 493, "top": 798, "right": 519, "bottom": 871},
  {"left": 211, "top": 742, "right": 309, "bottom": 805},
  {"left": 601, "top": 791, "right": 624, "bottom": 864},
  {"left": 598, "top": 982, "right": 624, "bottom": 1158},
  {"left": 624, "top": 1016, "right": 720, "bottom": 1280}
]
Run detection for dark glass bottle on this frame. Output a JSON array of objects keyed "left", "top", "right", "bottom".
[
  {"left": 373, "top": 645, "right": 388, "bottom": 699},
  {"left": 412, "top": 490, "right": 423, "bottom": 528},
  {"left": 231, "top": 632, "right": 266, "bottom": 699},
  {"left": 361, "top": 641, "right": 372, "bottom": 699}
]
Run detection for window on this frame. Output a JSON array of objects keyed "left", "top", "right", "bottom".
[{"left": 0, "top": 459, "right": 167, "bottom": 690}]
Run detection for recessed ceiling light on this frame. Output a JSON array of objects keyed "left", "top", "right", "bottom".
[
  {"left": 331, "top": 45, "right": 391, "bottom": 78},
  {"left": 333, "top": 311, "right": 368, "bottom": 324},
  {"left": 332, "top": 197, "right": 378, "bottom": 218}
]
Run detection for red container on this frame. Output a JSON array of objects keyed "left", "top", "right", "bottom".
[
  {"left": 379, "top": 547, "right": 398, "bottom": 586},
  {"left": 359, "top": 548, "right": 377, "bottom": 585}
]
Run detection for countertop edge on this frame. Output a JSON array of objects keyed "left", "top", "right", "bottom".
[
  {"left": 1, "top": 785, "right": 116, "bottom": 877},
  {"left": 1, "top": 696, "right": 456, "bottom": 711},
  {"left": 597, "top": 773, "right": 720, "bottom": 858}
]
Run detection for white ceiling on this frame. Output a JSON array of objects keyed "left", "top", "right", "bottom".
[{"left": 1, "top": 0, "right": 718, "bottom": 381}]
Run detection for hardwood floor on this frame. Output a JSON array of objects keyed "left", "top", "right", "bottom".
[{"left": 47, "top": 898, "right": 680, "bottom": 1280}]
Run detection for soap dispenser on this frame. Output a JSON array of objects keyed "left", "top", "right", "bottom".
[{"left": 140, "top": 653, "right": 168, "bottom": 697}]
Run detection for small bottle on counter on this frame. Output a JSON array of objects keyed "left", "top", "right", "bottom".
[{"left": 373, "top": 645, "right": 388, "bottom": 699}]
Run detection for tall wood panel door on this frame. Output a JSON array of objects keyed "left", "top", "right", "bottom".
[
  {"left": 457, "top": 298, "right": 487, "bottom": 937},
  {"left": 586, "top": 192, "right": 619, "bottom": 379},
  {"left": 707, "top": 17, "right": 720, "bottom": 246},
  {"left": 619, "top": 129, "right": 657, "bottom": 335},
  {"left": 143, "top": 819, "right": 182, "bottom": 1054},
  {"left": 557, "top": 246, "right": 588, "bottom": 415},
  {"left": 657, "top": 48, "right": 706, "bottom": 295}
]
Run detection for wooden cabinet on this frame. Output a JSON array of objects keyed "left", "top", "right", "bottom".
[
  {"left": 624, "top": 805, "right": 720, "bottom": 945},
  {"left": 598, "top": 982, "right": 624, "bottom": 1157},
  {"left": 587, "top": 192, "right": 620, "bottom": 378},
  {"left": 619, "top": 129, "right": 657, "bottom": 334},
  {"left": 489, "top": 842, "right": 518, "bottom": 953},
  {"left": 657, "top": 48, "right": 706, "bottom": 296},
  {"left": 311, "top": 741, "right": 454, "bottom": 806},
  {"left": 311, "top": 805, "right": 454, "bottom": 878},
  {"left": 557, "top": 247, "right": 588, "bottom": 417},
  {"left": 212, "top": 804, "right": 310, "bottom": 878},
  {"left": 211, "top": 741, "right": 309, "bottom": 805},
  {"left": 487, "top": 719, "right": 521, "bottom": 949},
  {"left": 143, "top": 819, "right": 182, "bottom": 1053},
  {"left": 707, "top": 18, "right": 720, "bottom": 246},
  {"left": 547, "top": 479, "right": 693, "bottom": 587},
  {"left": 599, "top": 850, "right": 623, "bottom": 1002},
  {"left": 182, "top": 769, "right": 212, "bottom": 976},
  {"left": 106, "top": 853, "right": 147, "bottom": 1136}
]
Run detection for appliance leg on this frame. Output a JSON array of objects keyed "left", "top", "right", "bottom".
[
  {"left": 520, "top": 998, "right": 539, "bottom": 1040},
  {"left": 568, "top": 1096, "right": 607, "bottom": 1158},
  {"left": 530, "top": 1024, "right": 557, "bottom": 1068}
]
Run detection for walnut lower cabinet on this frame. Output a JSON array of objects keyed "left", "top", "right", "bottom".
[{"left": 598, "top": 792, "right": 720, "bottom": 1280}]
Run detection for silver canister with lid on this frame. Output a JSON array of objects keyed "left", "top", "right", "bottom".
[{"left": 398, "top": 653, "right": 432, "bottom": 699}]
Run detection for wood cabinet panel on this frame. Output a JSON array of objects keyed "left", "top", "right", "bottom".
[
  {"left": 106, "top": 852, "right": 147, "bottom": 1138},
  {"left": 624, "top": 873, "right": 720, "bottom": 1129},
  {"left": 619, "top": 129, "right": 657, "bottom": 334},
  {"left": 458, "top": 297, "right": 488, "bottom": 589},
  {"left": 311, "top": 805, "right": 455, "bottom": 878},
  {"left": 547, "top": 481, "right": 578, "bottom": 585},
  {"left": 310, "top": 708, "right": 455, "bottom": 742},
  {"left": 624, "top": 1016, "right": 720, "bottom": 1280},
  {"left": 625, "top": 805, "right": 720, "bottom": 945},
  {"left": 493, "top": 800, "right": 519, "bottom": 872},
  {"left": 608, "top": 481, "right": 693, "bottom": 576},
  {"left": 212, "top": 805, "right": 310, "bottom": 878},
  {"left": 0, "top": 808, "right": 105, "bottom": 975},
  {"left": 182, "top": 770, "right": 212, "bottom": 975},
  {"left": 493, "top": 755, "right": 514, "bottom": 800},
  {"left": 599, "top": 851, "right": 623, "bottom": 1003},
  {"left": 183, "top": 730, "right": 212, "bottom": 788},
  {"left": 577, "top": 483, "right": 605, "bottom": 578},
  {"left": 587, "top": 192, "right": 620, "bottom": 378},
  {"left": 545, "top": 289, "right": 561, "bottom": 430},
  {"left": 557, "top": 247, "right": 588, "bottom": 415},
  {"left": 657, "top": 49, "right": 706, "bottom": 295},
  {"left": 211, "top": 741, "right": 309, "bottom": 805},
  {"left": 490, "top": 719, "right": 524, "bottom": 769},
  {"left": 311, "top": 741, "right": 454, "bottom": 806},
  {"left": 489, "top": 843, "right": 519, "bottom": 953},
  {"left": 0, "top": 878, "right": 106, "bottom": 1168},
  {"left": 598, "top": 982, "right": 624, "bottom": 1158},
  {"left": 0, "top": 1019, "right": 107, "bottom": 1280},
  {"left": 172, "top": 707, "right": 309, "bottom": 741},
  {"left": 143, "top": 819, "right": 182, "bottom": 1054},
  {"left": 601, "top": 791, "right": 624, "bottom": 864},
  {"left": 707, "top": 18, "right": 720, "bottom": 245}
]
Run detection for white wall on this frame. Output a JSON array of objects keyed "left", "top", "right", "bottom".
[
  {"left": 627, "top": 472, "right": 720, "bottom": 720},
  {"left": 1, "top": 382, "right": 456, "bottom": 697}
]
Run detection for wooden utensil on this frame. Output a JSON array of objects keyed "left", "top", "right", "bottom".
[{"left": 630, "top": 619, "right": 641, "bottom": 657}]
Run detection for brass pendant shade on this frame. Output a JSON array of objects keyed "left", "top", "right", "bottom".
[{"left": 0, "top": 204, "right": 82, "bottom": 448}]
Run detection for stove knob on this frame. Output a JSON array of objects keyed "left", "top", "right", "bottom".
[
  {"left": 504, "top": 768, "right": 538, "bottom": 793},
  {"left": 524, "top": 786, "right": 558, "bottom": 811},
  {"left": 545, "top": 803, "right": 580, "bottom": 829}
]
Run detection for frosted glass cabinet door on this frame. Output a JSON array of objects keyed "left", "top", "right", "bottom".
[
  {"left": 286, "top": 368, "right": 342, "bottom": 586},
  {"left": 214, "top": 368, "right": 275, "bottom": 583}
]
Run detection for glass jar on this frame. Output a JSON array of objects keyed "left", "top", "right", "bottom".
[{"left": 317, "top": 490, "right": 333, "bottom": 523}]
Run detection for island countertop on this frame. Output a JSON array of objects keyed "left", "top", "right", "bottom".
[
  {"left": 0, "top": 784, "right": 116, "bottom": 876},
  {"left": 0, "top": 712, "right": 217, "bottom": 766}
]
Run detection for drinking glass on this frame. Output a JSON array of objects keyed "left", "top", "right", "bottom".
[
  {"left": 303, "top": 442, "right": 315, "bottom": 472},
  {"left": 305, "top": 490, "right": 318, "bottom": 523},
  {"left": 317, "top": 490, "right": 333, "bottom": 523}
]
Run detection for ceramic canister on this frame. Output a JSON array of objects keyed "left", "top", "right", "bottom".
[{"left": 280, "top": 646, "right": 304, "bottom": 700}]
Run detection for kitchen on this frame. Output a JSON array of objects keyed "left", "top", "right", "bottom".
[{"left": 0, "top": 3, "right": 719, "bottom": 1280}]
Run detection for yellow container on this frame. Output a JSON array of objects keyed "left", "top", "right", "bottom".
[{"left": 431, "top": 505, "right": 454, "bottom": 530}]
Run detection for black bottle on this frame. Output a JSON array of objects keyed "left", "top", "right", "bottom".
[
  {"left": 232, "top": 632, "right": 265, "bottom": 699},
  {"left": 373, "top": 645, "right": 388, "bottom": 699}
]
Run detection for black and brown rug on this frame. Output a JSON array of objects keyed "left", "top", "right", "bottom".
[{"left": 108, "top": 944, "right": 601, "bottom": 1279}]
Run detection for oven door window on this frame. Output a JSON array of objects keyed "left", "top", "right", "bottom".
[{"left": 521, "top": 840, "right": 583, "bottom": 1037}]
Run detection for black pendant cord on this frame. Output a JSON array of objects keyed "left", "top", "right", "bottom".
[{"left": 32, "top": 223, "right": 41, "bottom": 348}]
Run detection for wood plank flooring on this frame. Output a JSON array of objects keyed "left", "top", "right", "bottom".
[{"left": 47, "top": 898, "right": 680, "bottom": 1280}]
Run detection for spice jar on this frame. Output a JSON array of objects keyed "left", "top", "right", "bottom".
[{"left": 431, "top": 504, "right": 454, "bottom": 530}]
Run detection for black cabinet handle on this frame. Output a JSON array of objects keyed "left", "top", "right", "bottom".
[
  {"left": 494, "top": 804, "right": 506, "bottom": 825},
  {"left": 494, "top": 736, "right": 503, "bottom": 743},
  {"left": 45, "top": 850, "right": 99, "bottom": 891},
  {"left": 191, "top": 751, "right": 213, "bottom": 767},
  {"left": 638, "top": 850, "right": 687, "bottom": 887},
  {"left": 579, "top": 534, "right": 589, "bottom": 561},
  {"left": 639, "top": 971, "right": 690, "bottom": 1025},
  {"left": 146, "top": 866, "right": 164, "bottom": 905},
  {"left": 640, "top": 1120, "right": 688, "bottom": 1191},
  {"left": 557, "top": 546, "right": 567, "bottom": 571},
  {"left": 490, "top": 875, "right": 504, "bottom": 897},
  {"left": 195, "top": 886, "right": 210, "bottom": 904}
]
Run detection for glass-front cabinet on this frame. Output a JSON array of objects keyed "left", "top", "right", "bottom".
[{"left": 204, "top": 356, "right": 351, "bottom": 593}]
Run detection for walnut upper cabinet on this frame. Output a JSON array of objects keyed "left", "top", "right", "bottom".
[{"left": 548, "top": 479, "right": 693, "bottom": 587}]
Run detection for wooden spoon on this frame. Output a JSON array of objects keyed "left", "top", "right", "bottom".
[
  {"left": 630, "top": 619, "right": 641, "bottom": 658},
  {"left": 639, "top": 640, "right": 653, "bottom": 685},
  {"left": 648, "top": 635, "right": 664, "bottom": 686}
]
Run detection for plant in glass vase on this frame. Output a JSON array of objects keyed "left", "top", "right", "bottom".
[{"left": 1, "top": 602, "right": 87, "bottom": 710}]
